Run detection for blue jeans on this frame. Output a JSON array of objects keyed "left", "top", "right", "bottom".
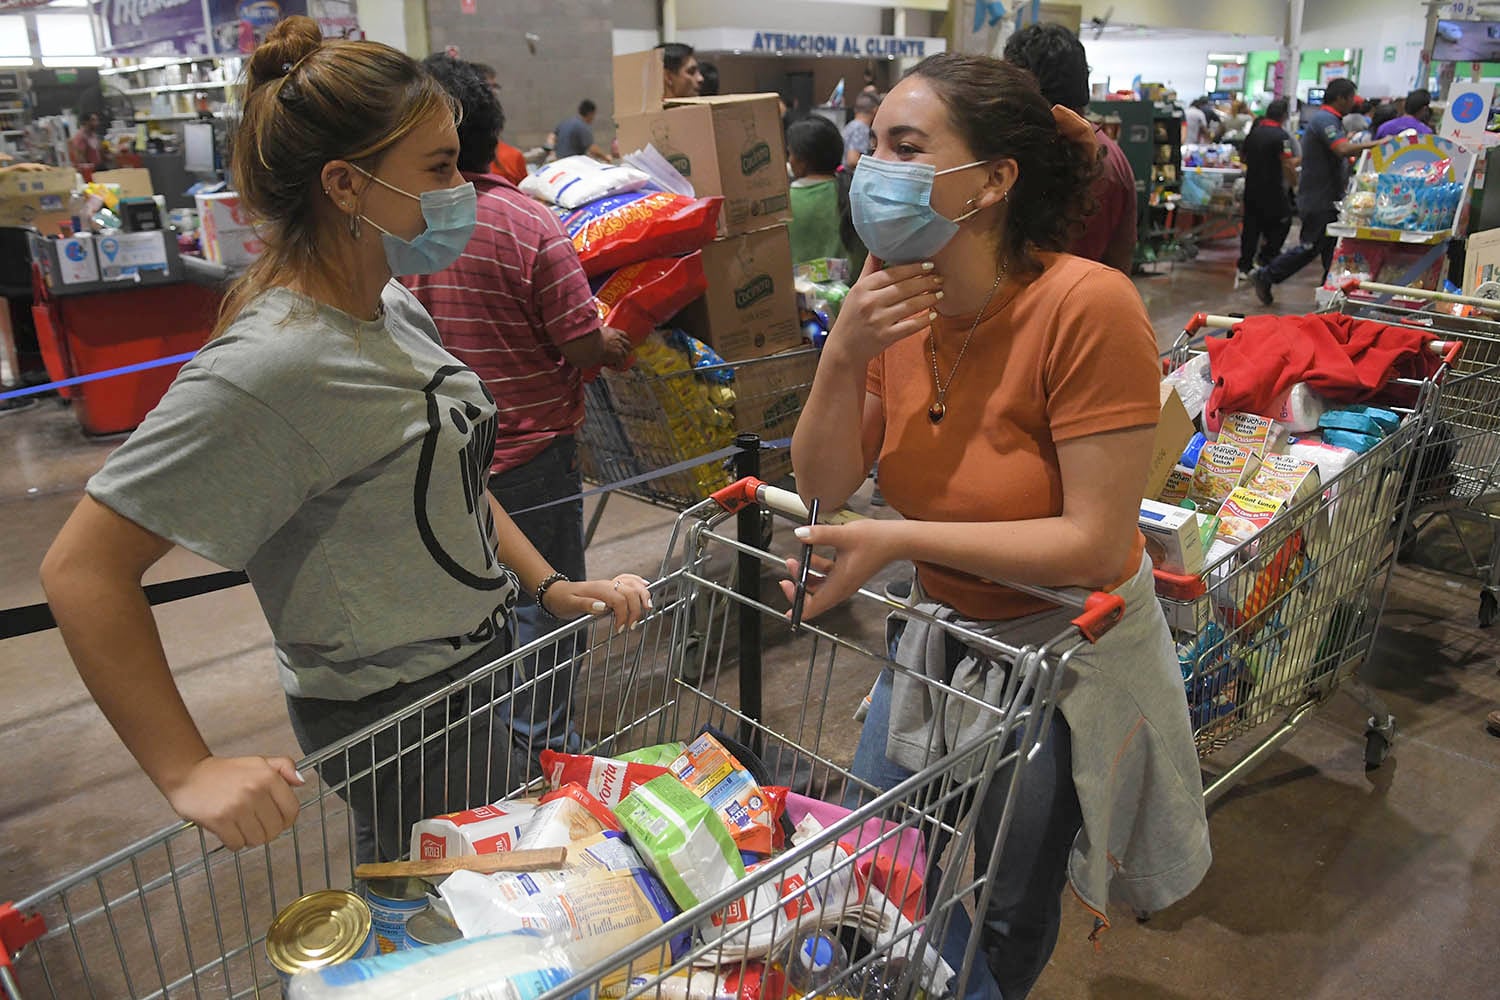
[
  {"left": 487, "top": 435, "right": 587, "bottom": 752},
  {"left": 1263, "top": 206, "right": 1338, "bottom": 286},
  {"left": 847, "top": 620, "right": 1082, "bottom": 1000}
]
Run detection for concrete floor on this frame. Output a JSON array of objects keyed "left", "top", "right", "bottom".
[{"left": 1, "top": 239, "right": 1497, "bottom": 999}]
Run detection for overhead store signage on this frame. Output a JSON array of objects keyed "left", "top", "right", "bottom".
[
  {"left": 677, "top": 28, "right": 947, "bottom": 59},
  {"left": 1439, "top": 80, "right": 1495, "bottom": 147},
  {"left": 96, "top": 0, "right": 359, "bottom": 56}
]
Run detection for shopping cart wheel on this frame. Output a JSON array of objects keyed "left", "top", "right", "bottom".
[
  {"left": 1364, "top": 714, "right": 1396, "bottom": 770},
  {"left": 1479, "top": 590, "right": 1498, "bottom": 629}
]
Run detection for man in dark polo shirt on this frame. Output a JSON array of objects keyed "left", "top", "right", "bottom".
[
  {"left": 1237, "top": 98, "right": 1299, "bottom": 281},
  {"left": 1252, "top": 79, "right": 1380, "bottom": 304}
]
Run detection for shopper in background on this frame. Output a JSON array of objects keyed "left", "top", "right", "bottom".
[
  {"left": 1220, "top": 98, "right": 1255, "bottom": 140},
  {"left": 789, "top": 52, "right": 1208, "bottom": 1000},
  {"left": 785, "top": 116, "right": 852, "bottom": 265},
  {"left": 660, "top": 42, "right": 703, "bottom": 99},
  {"left": 554, "top": 99, "right": 608, "bottom": 161},
  {"left": 843, "top": 91, "right": 879, "bottom": 169},
  {"left": 1252, "top": 78, "right": 1380, "bottom": 305},
  {"left": 1003, "top": 22, "right": 1137, "bottom": 273},
  {"left": 1237, "top": 97, "right": 1299, "bottom": 282},
  {"left": 1184, "top": 96, "right": 1213, "bottom": 143},
  {"left": 1375, "top": 88, "right": 1434, "bottom": 139},
  {"left": 471, "top": 61, "right": 528, "bottom": 184},
  {"left": 39, "top": 17, "right": 650, "bottom": 863},
  {"left": 407, "top": 54, "right": 633, "bottom": 757},
  {"left": 698, "top": 61, "right": 720, "bottom": 97},
  {"left": 68, "top": 111, "right": 107, "bottom": 170}
]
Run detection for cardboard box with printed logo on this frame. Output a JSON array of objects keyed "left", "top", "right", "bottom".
[
  {"left": 616, "top": 95, "right": 791, "bottom": 237},
  {"left": 733, "top": 348, "right": 820, "bottom": 482},
  {"left": 676, "top": 224, "right": 802, "bottom": 362},
  {"left": 0, "top": 165, "right": 76, "bottom": 235}
]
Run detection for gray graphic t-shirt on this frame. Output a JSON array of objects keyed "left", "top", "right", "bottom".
[{"left": 88, "top": 283, "right": 520, "bottom": 700}]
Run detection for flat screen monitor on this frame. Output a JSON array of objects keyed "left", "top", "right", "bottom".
[
  {"left": 183, "top": 121, "right": 216, "bottom": 175},
  {"left": 1307, "top": 87, "right": 1325, "bottom": 106},
  {"left": 1434, "top": 20, "right": 1500, "bottom": 63}
]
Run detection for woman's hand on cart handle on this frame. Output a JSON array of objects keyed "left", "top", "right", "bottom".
[
  {"left": 776, "top": 519, "right": 896, "bottom": 622},
  {"left": 545, "top": 574, "right": 653, "bottom": 634},
  {"left": 824, "top": 257, "right": 945, "bottom": 367},
  {"left": 163, "top": 754, "right": 304, "bottom": 852}
]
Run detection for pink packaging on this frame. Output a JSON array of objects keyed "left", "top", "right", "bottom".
[
  {"left": 409, "top": 800, "right": 537, "bottom": 861},
  {"left": 784, "top": 792, "right": 929, "bottom": 921}
]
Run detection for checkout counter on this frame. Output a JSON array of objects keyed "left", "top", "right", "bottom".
[{"left": 29, "top": 230, "right": 231, "bottom": 435}]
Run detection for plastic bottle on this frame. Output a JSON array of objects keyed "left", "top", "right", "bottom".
[{"left": 783, "top": 930, "right": 849, "bottom": 995}]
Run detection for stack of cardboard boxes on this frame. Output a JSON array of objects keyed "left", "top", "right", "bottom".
[{"left": 612, "top": 52, "right": 817, "bottom": 482}]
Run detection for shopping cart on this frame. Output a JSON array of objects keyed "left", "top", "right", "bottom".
[
  {"left": 1325, "top": 279, "right": 1500, "bottom": 626},
  {"left": 1157, "top": 312, "right": 1442, "bottom": 793},
  {"left": 1, "top": 478, "right": 1122, "bottom": 1000},
  {"left": 576, "top": 345, "right": 819, "bottom": 530}
]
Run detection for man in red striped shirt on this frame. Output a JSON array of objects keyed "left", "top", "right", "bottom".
[{"left": 406, "top": 55, "right": 630, "bottom": 751}]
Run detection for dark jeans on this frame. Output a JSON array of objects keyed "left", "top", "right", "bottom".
[
  {"left": 1263, "top": 206, "right": 1338, "bottom": 286},
  {"left": 285, "top": 634, "right": 540, "bottom": 864},
  {"left": 1238, "top": 200, "right": 1292, "bottom": 274},
  {"left": 847, "top": 620, "right": 1083, "bottom": 1000},
  {"left": 487, "top": 434, "right": 587, "bottom": 752}
]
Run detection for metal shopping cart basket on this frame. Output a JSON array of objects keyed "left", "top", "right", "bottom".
[
  {"left": 1, "top": 477, "right": 1123, "bottom": 1000},
  {"left": 1157, "top": 312, "right": 1443, "bottom": 792},
  {"left": 1325, "top": 279, "right": 1500, "bottom": 626}
]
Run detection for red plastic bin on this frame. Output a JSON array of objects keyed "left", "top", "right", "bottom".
[{"left": 33, "top": 280, "right": 218, "bottom": 435}]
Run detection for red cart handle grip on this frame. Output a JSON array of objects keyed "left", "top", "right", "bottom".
[
  {"left": 1, "top": 900, "right": 46, "bottom": 971},
  {"left": 1338, "top": 277, "right": 1363, "bottom": 294},
  {"left": 1071, "top": 592, "right": 1125, "bottom": 643},
  {"left": 710, "top": 476, "right": 766, "bottom": 515}
]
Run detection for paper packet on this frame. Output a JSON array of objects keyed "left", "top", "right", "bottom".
[
  {"left": 1189, "top": 443, "right": 1256, "bottom": 509},
  {"left": 1215, "top": 487, "right": 1285, "bottom": 545},
  {"left": 1218, "top": 411, "right": 1288, "bottom": 455},
  {"left": 409, "top": 799, "right": 538, "bottom": 861},
  {"left": 1246, "top": 453, "right": 1320, "bottom": 505},
  {"left": 517, "top": 784, "right": 619, "bottom": 849},
  {"left": 540, "top": 749, "right": 672, "bottom": 808},
  {"left": 668, "top": 732, "right": 777, "bottom": 855},
  {"left": 617, "top": 774, "right": 747, "bottom": 911}
]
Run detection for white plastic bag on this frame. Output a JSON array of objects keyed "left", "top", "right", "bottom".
[{"left": 519, "top": 156, "right": 651, "bottom": 209}]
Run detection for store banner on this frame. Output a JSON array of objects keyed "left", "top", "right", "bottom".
[
  {"left": 678, "top": 28, "right": 947, "bottom": 60},
  {"left": 1217, "top": 64, "right": 1245, "bottom": 90},
  {"left": 97, "top": 0, "right": 358, "bottom": 56}
]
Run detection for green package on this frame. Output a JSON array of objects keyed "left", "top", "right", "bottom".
[
  {"left": 617, "top": 742, "right": 687, "bottom": 768},
  {"left": 617, "top": 774, "right": 746, "bottom": 911}
]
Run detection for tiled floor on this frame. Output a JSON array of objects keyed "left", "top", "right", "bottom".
[{"left": 1, "top": 238, "right": 1495, "bottom": 998}]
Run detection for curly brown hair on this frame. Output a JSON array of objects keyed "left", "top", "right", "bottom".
[{"left": 907, "top": 53, "right": 1100, "bottom": 277}]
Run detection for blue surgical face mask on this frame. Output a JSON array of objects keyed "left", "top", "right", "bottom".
[
  {"left": 850, "top": 157, "right": 988, "bottom": 264},
  {"left": 353, "top": 165, "right": 477, "bottom": 276}
]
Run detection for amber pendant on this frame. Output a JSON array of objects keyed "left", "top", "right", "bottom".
[{"left": 928, "top": 401, "right": 946, "bottom": 424}]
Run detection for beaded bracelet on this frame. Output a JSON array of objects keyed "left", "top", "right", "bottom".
[{"left": 534, "top": 571, "right": 569, "bottom": 617}]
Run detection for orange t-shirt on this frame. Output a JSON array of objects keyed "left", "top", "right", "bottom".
[
  {"left": 491, "top": 140, "right": 528, "bottom": 186},
  {"left": 867, "top": 253, "right": 1161, "bottom": 620}
]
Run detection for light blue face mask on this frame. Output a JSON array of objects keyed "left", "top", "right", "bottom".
[
  {"left": 850, "top": 157, "right": 988, "bottom": 264},
  {"left": 353, "top": 165, "right": 477, "bottom": 276}
]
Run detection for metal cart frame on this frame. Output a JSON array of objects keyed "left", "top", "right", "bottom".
[{"left": 2, "top": 478, "right": 1121, "bottom": 1000}]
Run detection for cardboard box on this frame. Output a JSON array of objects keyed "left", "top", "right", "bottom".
[
  {"left": 614, "top": 49, "right": 667, "bottom": 116},
  {"left": 1140, "top": 498, "right": 1205, "bottom": 575},
  {"left": 1464, "top": 226, "right": 1500, "bottom": 296},
  {"left": 93, "top": 168, "right": 154, "bottom": 198},
  {"left": 0, "top": 165, "right": 76, "bottom": 235},
  {"left": 1146, "top": 384, "right": 1195, "bottom": 502},
  {"left": 733, "top": 348, "right": 820, "bottom": 482},
  {"left": 616, "top": 95, "right": 791, "bottom": 236},
  {"left": 676, "top": 224, "right": 802, "bottom": 362},
  {"left": 195, "top": 191, "right": 264, "bottom": 266}
]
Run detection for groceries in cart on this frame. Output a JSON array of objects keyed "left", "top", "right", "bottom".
[
  {"left": 519, "top": 156, "right": 653, "bottom": 209},
  {"left": 554, "top": 189, "right": 724, "bottom": 276},
  {"left": 270, "top": 727, "right": 950, "bottom": 997}
]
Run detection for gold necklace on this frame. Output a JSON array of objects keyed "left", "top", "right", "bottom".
[{"left": 927, "top": 268, "right": 1006, "bottom": 425}]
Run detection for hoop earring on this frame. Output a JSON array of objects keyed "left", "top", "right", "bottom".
[{"left": 348, "top": 213, "right": 362, "bottom": 239}]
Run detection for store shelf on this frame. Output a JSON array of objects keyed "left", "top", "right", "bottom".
[
  {"left": 1325, "top": 223, "right": 1451, "bottom": 245},
  {"left": 1183, "top": 166, "right": 1242, "bottom": 175},
  {"left": 119, "top": 82, "right": 229, "bottom": 96},
  {"left": 100, "top": 58, "right": 219, "bottom": 77}
]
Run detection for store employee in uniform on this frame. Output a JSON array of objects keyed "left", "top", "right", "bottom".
[
  {"left": 1251, "top": 78, "right": 1380, "bottom": 305},
  {"left": 40, "top": 17, "right": 651, "bottom": 863}
]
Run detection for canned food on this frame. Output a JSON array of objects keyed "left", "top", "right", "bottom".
[
  {"left": 265, "top": 889, "right": 376, "bottom": 987},
  {"left": 363, "top": 877, "right": 430, "bottom": 953},
  {"left": 402, "top": 906, "right": 462, "bottom": 949}
]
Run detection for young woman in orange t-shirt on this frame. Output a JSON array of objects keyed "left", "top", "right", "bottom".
[{"left": 788, "top": 54, "right": 1206, "bottom": 999}]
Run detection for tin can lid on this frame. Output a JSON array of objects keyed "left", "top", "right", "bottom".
[
  {"left": 266, "top": 890, "right": 372, "bottom": 974},
  {"left": 364, "top": 876, "right": 430, "bottom": 902},
  {"left": 404, "top": 907, "right": 462, "bottom": 946}
]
